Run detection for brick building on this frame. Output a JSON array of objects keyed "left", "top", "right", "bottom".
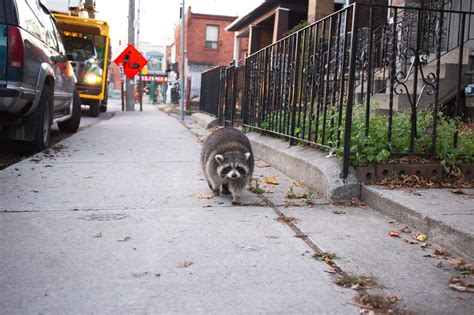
[{"left": 173, "top": 7, "right": 248, "bottom": 98}]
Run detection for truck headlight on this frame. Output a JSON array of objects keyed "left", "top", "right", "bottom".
[{"left": 84, "top": 73, "right": 102, "bottom": 84}]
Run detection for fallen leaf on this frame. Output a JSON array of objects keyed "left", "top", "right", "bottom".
[
  {"left": 434, "top": 248, "right": 449, "bottom": 256},
  {"left": 416, "top": 233, "right": 428, "bottom": 242},
  {"left": 293, "top": 180, "right": 302, "bottom": 187},
  {"left": 93, "top": 232, "right": 102, "bottom": 238},
  {"left": 387, "top": 295, "right": 402, "bottom": 303},
  {"left": 192, "top": 193, "right": 213, "bottom": 199},
  {"left": 324, "top": 257, "right": 335, "bottom": 265},
  {"left": 388, "top": 219, "right": 399, "bottom": 224},
  {"left": 349, "top": 197, "right": 366, "bottom": 208},
  {"left": 265, "top": 177, "right": 280, "bottom": 185},
  {"left": 420, "top": 242, "right": 429, "bottom": 248},
  {"left": 423, "top": 254, "right": 436, "bottom": 258},
  {"left": 324, "top": 268, "right": 337, "bottom": 274},
  {"left": 275, "top": 215, "right": 297, "bottom": 223},
  {"left": 118, "top": 236, "right": 130, "bottom": 242},
  {"left": 405, "top": 239, "right": 419, "bottom": 245},
  {"left": 84, "top": 176, "right": 93, "bottom": 179},
  {"left": 449, "top": 284, "right": 474, "bottom": 293},
  {"left": 332, "top": 210, "right": 346, "bottom": 215},
  {"left": 388, "top": 230, "right": 400, "bottom": 237},
  {"left": 256, "top": 161, "right": 271, "bottom": 168},
  {"left": 447, "top": 258, "right": 464, "bottom": 266},
  {"left": 401, "top": 226, "right": 412, "bottom": 234},
  {"left": 177, "top": 260, "right": 193, "bottom": 268},
  {"left": 435, "top": 260, "right": 443, "bottom": 268},
  {"left": 451, "top": 189, "right": 465, "bottom": 195}
]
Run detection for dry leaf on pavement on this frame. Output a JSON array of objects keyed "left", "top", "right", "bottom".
[
  {"left": 256, "top": 161, "right": 271, "bottom": 168},
  {"left": 177, "top": 260, "right": 194, "bottom": 268},
  {"left": 435, "top": 260, "right": 443, "bottom": 268},
  {"left": 388, "top": 230, "right": 401, "bottom": 237},
  {"left": 332, "top": 210, "right": 346, "bottom": 215},
  {"left": 416, "top": 233, "right": 428, "bottom": 242},
  {"left": 275, "top": 215, "right": 297, "bottom": 223},
  {"left": 434, "top": 248, "right": 449, "bottom": 256},
  {"left": 387, "top": 295, "right": 402, "bottom": 303},
  {"left": 324, "top": 268, "right": 337, "bottom": 274},
  {"left": 192, "top": 193, "right": 213, "bottom": 199},
  {"left": 93, "top": 232, "right": 102, "bottom": 238},
  {"left": 265, "top": 177, "right": 279, "bottom": 185},
  {"left": 451, "top": 189, "right": 465, "bottom": 195},
  {"left": 118, "top": 236, "right": 130, "bottom": 242},
  {"left": 401, "top": 226, "right": 412, "bottom": 234},
  {"left": 293, "top": 180, "right": 302, "bottom": 187}
]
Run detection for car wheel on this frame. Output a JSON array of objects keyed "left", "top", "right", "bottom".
[
  {"left": 99, "top": 104, "right": 107, "bottom": 112},
  {"left": 18, "top": 85, "right": 52, "bottom": 154},
  {"left": 58, "top": 89, "right": 81, "bottom": 132},
  {"left": 89, "top": 101, "right": 100, "bottom": 117}
]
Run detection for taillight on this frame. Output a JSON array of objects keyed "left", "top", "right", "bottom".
[{"left": 8, "top": 26, "right": 24, "bottom": 69}]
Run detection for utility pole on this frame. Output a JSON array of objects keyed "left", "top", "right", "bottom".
[
  {"left": 181, "top": 0, "right": 185, "bottom": 121},
  {"left": 84, "top": 0, "right": 95, "bottom": 18},
  {"left": 126, "top": 0, "right": 135, "bottom": 111}
]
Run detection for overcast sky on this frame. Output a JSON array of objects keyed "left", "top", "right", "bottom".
[{"left": 95, "top": 0, "right": 264, "bottom": 53}]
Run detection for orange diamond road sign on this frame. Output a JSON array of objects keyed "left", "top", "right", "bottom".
[{"left": 114, "top": 44, "right": 148, "bottom": 79}]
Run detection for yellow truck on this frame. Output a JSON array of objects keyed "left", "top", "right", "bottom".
[{"left": 53, "top": 13, "right": 110, "bottom": 116}]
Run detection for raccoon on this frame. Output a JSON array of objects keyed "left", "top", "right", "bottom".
[{"left": 201, "top": 127, "right": 254, "bottom": 205}]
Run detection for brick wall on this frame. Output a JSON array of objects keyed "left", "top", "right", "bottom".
[
  {"left": 186, "top": 13, "right": 236, "bottom": 66},
  {"left": 174, "top": 8, "right": 239, "bottom": 76},
  {"left": 308, "top": 0, "right": 334, "bottom": 23}
]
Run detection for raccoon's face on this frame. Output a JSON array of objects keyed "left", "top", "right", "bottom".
[{"left": 215, "top": 153, "right": 251, "bottom": 180}]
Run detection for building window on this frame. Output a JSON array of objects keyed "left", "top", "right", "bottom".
[{"left": 205, "top": 25, "right": 218, "bottom": 49}]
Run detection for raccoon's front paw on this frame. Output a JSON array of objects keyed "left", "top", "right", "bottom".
[
  {"left": 221, "top": 184, "right": 231, "bottom": 195},
  {"left": 232, "top": 200, "right": 241, "bottom": 205},
  {"left": 213, "top": 189, "right": 220, "bottom": 197}
]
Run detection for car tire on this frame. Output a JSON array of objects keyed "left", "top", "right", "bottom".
[
  {"left": 18, "top": 85, "right": 52, "bottom": 154},
  {"left": 99, "top": 104, "right": 107, "bottom": 112},
  {"left": 89, "top": 101, "right": 100, "bottom": 117},
  {"left": 58, "top": 89, "right": 81, "bottom": 132}
]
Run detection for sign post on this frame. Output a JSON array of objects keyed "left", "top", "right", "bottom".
[{"left": 114, "top": 43, "right": 148, "bottom": 111}]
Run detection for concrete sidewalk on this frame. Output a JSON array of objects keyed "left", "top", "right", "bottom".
[
  {"left": 188, "top": 111, "right": 474, "bottom": 261},
  {"left": 1, "top": 100, "right": 473, "bottom": 314},
  {"left": 0, "top": 100, "right": 354, "bottom": 314},
  {"left": 181, "top": 108, "right": 474, "bottom": 314}
]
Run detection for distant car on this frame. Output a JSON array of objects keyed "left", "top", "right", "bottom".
[{"left": 0, "top": 0, "right": 81, "bottom": 153}]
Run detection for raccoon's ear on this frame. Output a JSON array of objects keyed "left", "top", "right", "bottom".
[
  {"left": 214, "top": 154, "right": 224, "bottom": 163},
  {"left": 244, "top": 152, "right": 251, "bottom": 160}
]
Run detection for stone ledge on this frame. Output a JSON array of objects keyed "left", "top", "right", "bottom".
[
  {"left": 247, "top": 133, "right": 360, "bottom": 203},
  {"left": 361, "top": 185, "right": 474, "bottom": 261},
  {"left": 191, "top": 113, "right": 219, "bottom": 129}
]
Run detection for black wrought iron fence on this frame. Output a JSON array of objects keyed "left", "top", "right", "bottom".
[
  {"left": 200, "top": 2, "right": 474, "bottom": 179},
  {"left": 199, "top": 66, "right": 225, "bottom": 117}
]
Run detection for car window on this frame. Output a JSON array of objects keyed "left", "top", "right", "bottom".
[
  {"left": 50, "top": 19, "right": 66, "bottom": 55},
  {"left": 64, "top": 37, "right": 97, "bottom": 61},
  {"left": 41, "top": 12, "right": 60, "bottom": 51},
  {"left": 15, "top": 0, "right": 46, "bottom": 42}
]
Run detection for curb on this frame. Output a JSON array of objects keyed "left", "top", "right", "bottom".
[
  {"left": 191, "top": 113, "right": 218, "bottom": 129},
  {"left": 361, "top": 185, "right": 474, "bottom": 261},
  {"left": 247, "top": 133, "right": 360, "bottom": 203}
]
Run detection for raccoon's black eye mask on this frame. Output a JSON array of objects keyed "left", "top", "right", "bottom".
[
  {"left": 236, "top": 166, "right": 247, "bottom": 175},
  {"left": 221, "top": 166, "right": 233, "bottom": 175}
]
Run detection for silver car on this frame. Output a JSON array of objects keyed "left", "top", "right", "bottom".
[{"left": 0, "top": 0, "right": 81, "bottom": 153}]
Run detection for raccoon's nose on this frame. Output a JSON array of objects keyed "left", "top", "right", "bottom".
[{"left": 231, "top": 173, "right": 238, "bottom": 179}]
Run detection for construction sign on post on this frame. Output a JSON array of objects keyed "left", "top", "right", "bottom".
[{"left": 114, "top": 44, "right": 148, "bottom": 79}]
